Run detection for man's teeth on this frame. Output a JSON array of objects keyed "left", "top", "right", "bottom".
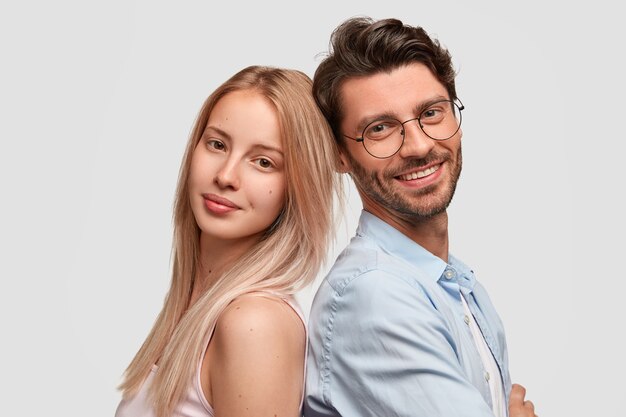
[{"left": 399, "top": 164, "right": 440, "bottom": 181}]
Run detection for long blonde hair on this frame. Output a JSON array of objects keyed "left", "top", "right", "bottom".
[{"left": 119, "top": 66, "right": 341, "bottom": 416}]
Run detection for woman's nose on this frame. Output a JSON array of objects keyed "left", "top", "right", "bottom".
[{"left": 214, "top": 159, "right": 240, "bottom": 190}]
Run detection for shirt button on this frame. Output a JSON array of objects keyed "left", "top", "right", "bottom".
[
  {"left": 444, "top": 269, "right": 455, "bottom": 279},
  {"left": 464, "top": 315, "right": 470, "bottom": 325},
  {"left": 485, "top": 372, "right": 490, "bottom": 382}
]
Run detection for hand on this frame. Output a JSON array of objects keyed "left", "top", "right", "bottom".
[{"left": 508, "top": 383, "right": 537, "bottom": 417}]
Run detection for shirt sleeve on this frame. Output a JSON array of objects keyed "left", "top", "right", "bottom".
[{"left": 320, "top": 269, "right": 497, "bottom": 417}]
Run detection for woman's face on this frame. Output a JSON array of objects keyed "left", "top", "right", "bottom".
[{"left": 188, "top": 90, "right": 286, "bottom": 244}]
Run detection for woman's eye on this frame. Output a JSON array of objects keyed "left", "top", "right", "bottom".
[
  {"left": 207, "top": 139, "right": 225, "bottom": 151},
  {"left": 256, "top": 158, "right": 273, "bottom": 169}
]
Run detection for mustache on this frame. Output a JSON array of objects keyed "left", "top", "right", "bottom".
[{"left": 386, "top": 151, "right": 450, "bottom": 177}]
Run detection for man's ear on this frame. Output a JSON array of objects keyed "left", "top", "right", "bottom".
[{"left": 337, "top": 148, "right": 352, "bottom": 174}]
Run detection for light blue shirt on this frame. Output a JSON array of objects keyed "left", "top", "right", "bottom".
[{"left": 305, "top": 211, "right": 512, "bottom": 417}]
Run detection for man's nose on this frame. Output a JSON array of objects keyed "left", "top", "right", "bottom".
[{"left": 398, "top": 120, "right": 435, "bottom": 159}]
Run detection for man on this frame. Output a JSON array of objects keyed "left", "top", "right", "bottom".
[{"left": 305, "top": 17, "right": 536, "bottom": 417}]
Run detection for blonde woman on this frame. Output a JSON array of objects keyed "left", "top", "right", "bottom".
[{"left": 116, "top": 66, "right": 340, "bottom": 417}]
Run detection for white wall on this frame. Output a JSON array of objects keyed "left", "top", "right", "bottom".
[{"left": 1, "top": 1, "right": 623, "bottom": 416}]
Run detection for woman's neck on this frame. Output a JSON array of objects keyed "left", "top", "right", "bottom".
[{"left": 189, "top": 232, "right": 262, "bottom": 307}]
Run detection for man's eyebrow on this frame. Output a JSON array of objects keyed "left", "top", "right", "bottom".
[
  {"left": 354, "top": 112, "right": 397, "bottom": 134},
  {"left": 414, "top": 95, "right": 450, "bottom": 114},
  {"left": 353, "top": 95, "right": 452, "bottom": 134}
]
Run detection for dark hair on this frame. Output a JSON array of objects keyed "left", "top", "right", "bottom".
[{"left": 313, "top": 17, "right": 457, "bottom": 144}]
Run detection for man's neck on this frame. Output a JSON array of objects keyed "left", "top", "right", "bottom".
[{"left": 364, "top": 204, "right": 450, "bottom": 263}]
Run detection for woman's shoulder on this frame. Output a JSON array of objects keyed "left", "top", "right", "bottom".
[
  {"left": 213, "top": 293, "right": 305, "bottom": 352},
  {"left": 207, "top": 293, "right": 306, "bottom": 415}
]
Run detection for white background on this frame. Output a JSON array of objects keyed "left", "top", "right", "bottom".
[{"left": 1, "top": 1, "right": 623, "bottom": 416}]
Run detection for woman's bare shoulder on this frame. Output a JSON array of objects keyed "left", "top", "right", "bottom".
[
  {"left": 211, "top": 293, "right": 305, "bottom": 366},
  {"left": 208, "top": 293, "right": 306, "bottom": 416}
]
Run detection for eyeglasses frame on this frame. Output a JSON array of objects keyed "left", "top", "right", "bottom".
[{"left": 342, "top": 98, "right": 465, "bottom": 159}]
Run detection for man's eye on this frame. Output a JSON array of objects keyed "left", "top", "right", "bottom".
[
  {"left": 421, "top": 108, "right": 445, "bottom": 123},
  {"left": 371, "top": 124, "right": 387, "bottom": 133},
  {"left": 364, "top": 120, "right": 400, "bottom": 140}
]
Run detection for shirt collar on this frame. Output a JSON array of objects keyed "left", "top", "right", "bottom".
[
  {"left": 356, "top": 210, "right": 447, "bottom": 282},
  {"left": 356, "top": 210, "right": 477, "bottom": 293},
  {"left": 447, "top": 254, "right": 477, "bottom": 294}
]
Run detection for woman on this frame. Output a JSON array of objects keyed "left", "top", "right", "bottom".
[{"left": 116, "top": 66, "right": 340, "bottom": 417}]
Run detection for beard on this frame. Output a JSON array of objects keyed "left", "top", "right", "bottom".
[{"left": 346, "top": 147, "right": 463, "bottom": 220}]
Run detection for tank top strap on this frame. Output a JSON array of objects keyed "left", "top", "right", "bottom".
[{"left": 251, "top": 290, "right": 306, "bottom": 327}]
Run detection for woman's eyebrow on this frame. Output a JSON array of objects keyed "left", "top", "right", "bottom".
[
  {"left": 203, "top": 125, "right": 231, "bottom": 140},
  {"left": 251, "top": 143, "right": 284, "bottom": 156}
]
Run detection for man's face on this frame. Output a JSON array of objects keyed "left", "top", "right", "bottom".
[{"left": 339, "top": 63, "right": 463, "bottom": 224}]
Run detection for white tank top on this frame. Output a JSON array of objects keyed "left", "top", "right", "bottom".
[{"left": 115, "top": 294, "right": 307, "bottom": 417}]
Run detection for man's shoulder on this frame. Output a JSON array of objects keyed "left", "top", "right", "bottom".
[
  {"left": 316, "top": 236, "right": 429, "bottom": 308},
  {"left": 308, "top": 239, "right": 438, "bottom": 338},
  {"left": 321, "top": 237, "right": 427, "bottom": 297}
]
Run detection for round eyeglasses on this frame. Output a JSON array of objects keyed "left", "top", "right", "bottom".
[{"left": 343, "top": 99, "right": 464, "bottom": 159}]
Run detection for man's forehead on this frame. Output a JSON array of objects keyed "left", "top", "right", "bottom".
[{"left": 339, "top": 64, "right": 448, "bottom": 129}]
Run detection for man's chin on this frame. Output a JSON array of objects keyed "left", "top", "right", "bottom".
[
  {"left": 395, "top": 204, "right": 449, "bottom": 220},
  {"left": 392, "top": 192, "right": 455, "bottom": 219}
]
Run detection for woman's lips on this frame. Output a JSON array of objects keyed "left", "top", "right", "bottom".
[{"left": 202, "top": 193, "right": 239, "bottom": 214}]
